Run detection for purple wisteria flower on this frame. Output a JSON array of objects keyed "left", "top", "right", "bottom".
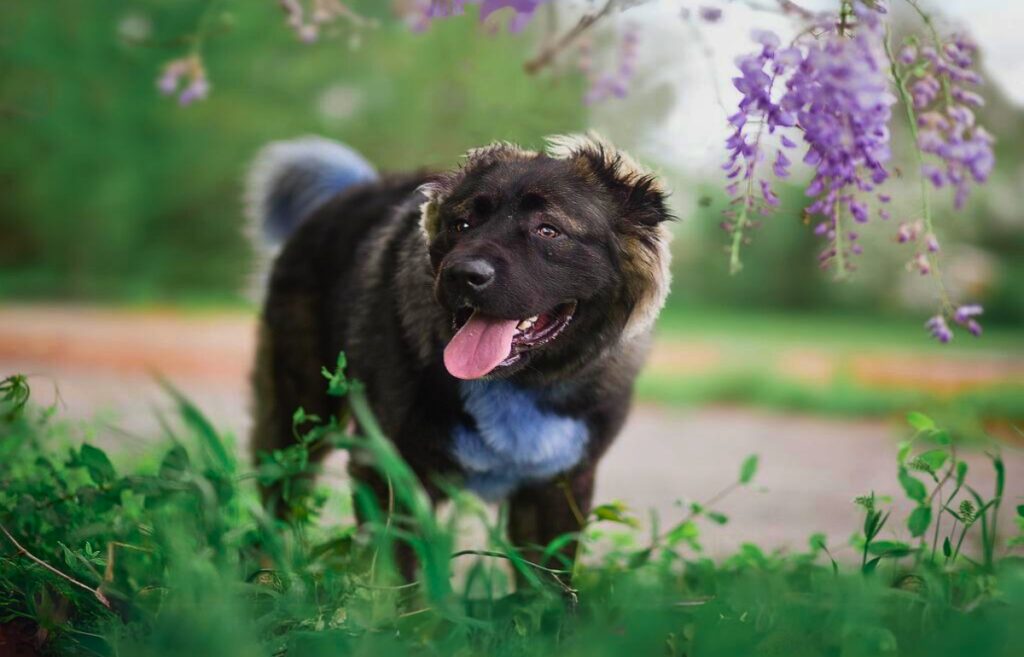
[
  {"left": 698, "top": 7, "right": 723, "bottom": 23},
  {"left": 925, "top": 314, "right": 953, "bottom": 343},
  {"left": 480, "top": 0, "right": 550, "bottom": 32},
  {"left": 953, "top": 304, "right": 983, "bottom": 336},
  {"left": 582, "top": 24, "right": 640, "bottom": 104},
  {"left": 719, "top": 28, "right": 799, "bottom": 236},
  {"left": 781, "top": 2, "right": 894, "bottom": 269},
  {"left": 925, "top": 304, "right": 983, "bottom": 343},
  {"left": 405, "top": 0, "right": 549, "bottom": 32},
  {"left": 721, "top": 2, "right": 894, "bottom": 272},
  {"left": 157, "top": 56, "right": 209, "bottom": 106},
  {"left": 902, "top": 34, "right": 995, "bottom": 208}
]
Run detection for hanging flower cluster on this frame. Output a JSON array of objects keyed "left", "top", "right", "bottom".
[
  {"left": 400, "top": 0, "right": 550, "bottom": 33},
  {"left": 579, "top": 24, "right": 640, "bottom": 104},
  {"left": 720, "top": 29, "right": 799, "bottom": 263},
  {"left": 899, "top": 34, "right": 995, "bottom": 209},
  {"left": 723, "top": 3, "right": 895, "bottom": 274},
  {"left": 147, "top": 0, "right": 999, "bottom": 344},
  {"left": 157, "top": 55, "right": 209, "bottom": 106},
  {"left": 280, "top": 0, "right": 375, "bottom": 42},
  {"left": 720, "top": 1, "right": 992, "bottom": 343}
]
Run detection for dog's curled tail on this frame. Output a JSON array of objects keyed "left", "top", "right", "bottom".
[{"left": 244, "top": 136, "right": 378, "bottom": 248}]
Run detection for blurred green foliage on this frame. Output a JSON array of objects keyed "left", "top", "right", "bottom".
[
  {"left": 0, "top": 1, "right": 584, "bottom": 302},
  {"left": 2, "top": 371, "right": 1023, "bottom": 656}
]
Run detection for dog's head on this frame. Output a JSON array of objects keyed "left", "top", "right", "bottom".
[{"left": 420, "top": 133, "right": 673, "bottom": 381}]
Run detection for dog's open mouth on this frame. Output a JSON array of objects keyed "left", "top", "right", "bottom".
[{"left": 443, "top": 302, "right": 576, "bottom": 380}]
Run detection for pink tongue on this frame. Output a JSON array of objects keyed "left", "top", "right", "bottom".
[{"left": 443, "top": 312, "right": 519, "bottom": 380}]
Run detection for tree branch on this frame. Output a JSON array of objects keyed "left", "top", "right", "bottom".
[{"left": 524, "top": 0, "right": 616, "bottom": 75}]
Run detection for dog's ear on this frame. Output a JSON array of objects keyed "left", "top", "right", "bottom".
[
  {"left": 545, "top": 132, "right": 673, "bottom": 229},
  {"left": 418, "top": 142, "right": 538, "bottom": 241},
  {"left": 547, "top": 132, "right": 674, "bottom": 340}
]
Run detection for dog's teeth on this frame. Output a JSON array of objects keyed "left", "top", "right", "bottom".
[
  {"left": 517, "top": 319, "right": 533, "bottom": 331},
  {"left": 527, "top": 315, "right": 539, "bottom": 322}
]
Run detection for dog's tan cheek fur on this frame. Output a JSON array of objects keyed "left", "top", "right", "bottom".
[{"left": 618, "top": 224, "right": 672, "bottom": 341}]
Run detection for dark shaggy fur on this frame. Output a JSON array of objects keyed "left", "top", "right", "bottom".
[{"left": 248, "top": 134, "right": 673, "bottom": 579}]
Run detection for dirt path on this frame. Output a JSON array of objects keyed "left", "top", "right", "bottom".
[{"left": 2, "top": 305, "right": 1021, "bottom": 555}]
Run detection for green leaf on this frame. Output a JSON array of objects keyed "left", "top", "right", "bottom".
[
  {"left": 706, "top": 511, "right": 729, "bottom": 525},
  {"left": 627, "top": 547, "right": 652, "bottom": 568},
  {"left": 899, "top": 467, "right": 927, "bottom": 504},
  {"left": 739, "top": 454, "right": 759, "bottom": 485},
  {"left": 906, "top": 412, "right": 935, "bottom": 432},
  {"left": 907, "top": 506, "right": 932, "bottom": 538},
  {"left": 664, "top": 520, "right": 700, "bottom": 548},
  {"left": 862, "top": 556, "right": 882, "bottom": 575},
  {"left": 896, "top": 441, "right": 912, "bottom": 464},
  {"left": 993, "top": 455, "right": 1005, "bottom": 499},
  {"left": 79, "top": 444, "right": 115, "bottom": 485},
  {"left": 160, "top": 379, "right": 233, "bottom": 475},
  {"left": 956, "top": 461, "right": 968, "bottom": 487},
  {"left": 916, "top": 449, "right": 948, "bottom": 473},
  {"left": 1017, "top": 505, "right": 1024, "bottom": 518},
  {"left": 943, "top": 537, "right": 952, "bottom": 558},
  {"left": 932, "top": 430, "right": 952, "bottom": 446},
  {"left": 159, "top": 444, "right": 190, "bottom": 481},
  {"left": 867, "top": 540, "right": 914, "bottom": 558},
  {"left": 322, "top": 351, "right": 350, "bottom": 397},
  {"left": 591, "top": 501, "right": 639, "bottom": 528}
]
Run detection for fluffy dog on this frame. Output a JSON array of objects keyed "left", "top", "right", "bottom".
[{"left": 246, "top": 134, "right": 672, "bottom": 575}]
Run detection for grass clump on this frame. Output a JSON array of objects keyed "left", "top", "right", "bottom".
[{"left": 1, "top": 367, "right": 1023, "bottom": 657}]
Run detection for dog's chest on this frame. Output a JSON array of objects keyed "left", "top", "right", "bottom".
[{"left": 450, "top": 380, "right": 589, "bottom": 501}]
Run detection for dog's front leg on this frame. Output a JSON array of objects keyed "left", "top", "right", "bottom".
[{"left": 507, "top": 465, "right": 596, "bottom": 585}]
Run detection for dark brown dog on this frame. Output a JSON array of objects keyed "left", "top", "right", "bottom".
[{"left": 246, "top": 134, "right": 672, "bottom": 577}]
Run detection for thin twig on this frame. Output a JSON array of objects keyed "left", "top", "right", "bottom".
[
  {"left": 0, "top": 524, "right": 112, "bottom": 609},
  {"left": 524, "top": 0, "right": 616, "bottom": 75},
  {"left": 450, "top": 549, "right": 576, "bottom": 596}
]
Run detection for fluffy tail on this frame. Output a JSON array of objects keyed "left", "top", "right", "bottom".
[{"left": 244, "top": 136, "right": 378, "bottom": 248}]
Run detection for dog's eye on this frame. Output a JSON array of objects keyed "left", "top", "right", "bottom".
[
  {"left": 452, "top": 220, "right": 471, "bottom": 233},
  {"left": 535, "top": 224, "right": 561, "bottom": 239}
]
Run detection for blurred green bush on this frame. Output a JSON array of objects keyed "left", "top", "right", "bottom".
[{"left": 0, "top": 1, "right": 585, "bottom": 302}]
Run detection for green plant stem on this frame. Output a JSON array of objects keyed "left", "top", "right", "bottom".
[
  {"left": 903, "top": 0, "right": 954, "bottom": 106},
  {"left": 0, "top": 524, "right": 111, "bottom": 609},
  {"left": 884, "top": 27, "right": 953, "bottom": 312}
]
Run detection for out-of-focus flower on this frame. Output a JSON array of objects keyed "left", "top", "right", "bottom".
[
  {"left": 283, "top": 0, "right": 373, "bottom": 42},
  {"left": 925, "top": 314, "right": 952, "bottom": 343},
  {"left": 157, "top": 55, "right": 209, "bottom": 106},
  {"left": 480, "top": 0, "right": 550, "bottom": 32},
  {"left": 900, "top": 33, "right": 995, "bottom": 208},
  {"left": 952, "top": 304, "right": 983, "bottom": 336},
  {"left": 401, "top": 0, "right": 549, "bottom": 33},
  {"left": 698, "top": 7, "right": 723, "bottom": 23},
  {"left": 583, "top": 24, "right": 640, "bottom": 104},
  {"left": 911, "top": 252, "right": 931, "bottom": 275}
]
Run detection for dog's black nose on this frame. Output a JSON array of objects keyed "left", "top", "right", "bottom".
[{"left": 444, "top": 258, "right": 495, "bottom": 292}]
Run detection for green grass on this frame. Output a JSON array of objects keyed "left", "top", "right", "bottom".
[
  {"left": 636, "top": 370, "right": 1024, "bottom": 422},
  {"left": 640, "top": 306, "right": 1024, "bottom": 421},
  {"left": 2, "top": 369, "right": 1023, "bottom": 657},
  {"left": 655, "top": 305, "right": 1024, "bottom": 353}
]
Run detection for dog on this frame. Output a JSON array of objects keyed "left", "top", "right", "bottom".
[{"left": 246, "top": 133, "right": 672, "bottom": 577}]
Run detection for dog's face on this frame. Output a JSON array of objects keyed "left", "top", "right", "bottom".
[{"left": 420, "top": 135, "right": 673, "bottom": 381}]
